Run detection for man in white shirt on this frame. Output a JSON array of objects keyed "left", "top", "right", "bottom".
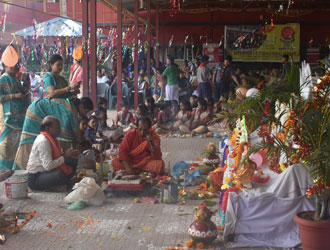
[
  {"left": 27, "top": 116, "right": 80, "bottom": 191},
  {"left": 29, "top": 71, "right": 43, "bottom": 100},
  {"left": 97, "top": 68, "right": 109, "bottom": 84}
]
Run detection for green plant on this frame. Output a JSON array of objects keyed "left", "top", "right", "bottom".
[{"left": 216, "top": 63, "right": 329, "bottom": 221}]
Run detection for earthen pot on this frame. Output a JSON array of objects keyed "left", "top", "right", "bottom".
[{"left": 188, "top": 219, "right": 218, "bottom": 244}]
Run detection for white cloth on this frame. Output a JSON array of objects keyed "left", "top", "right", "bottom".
[
  {"left": 26, "top": 134, "right": 65, "bottom": 174},
  {"left": 165, "top": 84, "right": 179, "bottom": 101},
  {"left": 97, "top": 75, "right": 109, "bottom": 84},
  {"left": 222, "top": 128, "right": 315, "bottom": 248},
  {"left": 29, "top": 74, "right": 41, "bottom": 88},
  {"left": 223, "top": 164, "right": 314, "bottom": 248}
]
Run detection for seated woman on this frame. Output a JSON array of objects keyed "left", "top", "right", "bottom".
[
  {"left": 14, "top": 97, "right": 94, "bottom": 169},
  {"left": 206, "top": 96, "right": 215, "bottom": 114},
  {"left": 179, "top": 98, "right": 211, "bottom": 135},
  {"left": 27, "top": 116, "right": 80, "bottom": 191},
  {"left": 173, "top": 101, "right": 192, "bottom": 131},
  {"left": 133, "top": 103, "right": 149, "bottom": 124},
  {"left": 170, "top": 100, "right": 179, "bottom": 120},
  {"left": 79, "top": 117, "right": 89, "bottom": 142},
  {"left": 112, "top": 117, "right": 165, "bottom": 176},
  {"left": 154, "top": 101, "right": 173, "bottom": 134},
  {"left": 115, "top": 101, "right": 134, "bottom": 132}
]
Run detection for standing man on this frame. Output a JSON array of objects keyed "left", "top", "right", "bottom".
[
  {"left": 197, "top": 55, "right": 212, "bottom": 98},
  {"left": 213, "top": 62, "right": 223, "bottom": 101},
  {"left": 154, "top": 55, "right": 179, "bottom": 102},
  {"left": 214, "top": 55, "right": 239, "bottom": 99},
  {"left": 29, "top": 71, "right": 43, "bottom": 100},
  {"left": 280, "top": 54, "right": 290, "bottom": 80}
]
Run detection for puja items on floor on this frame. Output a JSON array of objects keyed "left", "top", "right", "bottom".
[
  {"left": 187, "top": 203, "right": 218, "bottom": 248},
  {"left": 202, "top": 143, "right": 220, "bottom": 167},
  {"left": 0, "top": 210, "right": 37, "bottom": 236}
]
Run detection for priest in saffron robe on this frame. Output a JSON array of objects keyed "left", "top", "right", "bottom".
[{"left": 112, "top": 116, "right": 165, "bottom": 175}]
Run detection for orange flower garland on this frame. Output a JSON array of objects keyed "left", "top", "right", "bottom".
[{"left": 7, "top": 211, "right": 37, "bottom": 234}]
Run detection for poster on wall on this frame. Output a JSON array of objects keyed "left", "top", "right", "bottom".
[
  {"left": 203, "top": 43, "right": 220, "bottom": 62},
  {"left": 224, "top": 23, "right": 300, "bottom": 62}
]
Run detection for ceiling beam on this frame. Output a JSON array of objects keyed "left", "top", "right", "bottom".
[{"left": 101, "top": 0, "right": 155, "bottom": 28}]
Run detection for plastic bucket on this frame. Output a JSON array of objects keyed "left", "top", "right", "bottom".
[{"left": 4, "top": 170, "right": 28, "bottom": 199}]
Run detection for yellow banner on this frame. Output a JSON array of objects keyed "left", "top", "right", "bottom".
[{"left": 225, "top": 24, "right": 300, "bottom": 62}]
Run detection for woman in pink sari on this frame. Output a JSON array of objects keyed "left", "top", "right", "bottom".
[{"left": 69, "top": 46, "right": 83, "bottom": 97}]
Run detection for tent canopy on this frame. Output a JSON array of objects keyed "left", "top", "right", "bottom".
[{"left": 15, "top": 17, "right": 82, "bottom": 37}]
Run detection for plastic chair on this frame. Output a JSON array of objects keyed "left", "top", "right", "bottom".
[
  {"left": 108, "top": 82, "right": 129, "bottom": 110},
  {"left": 97, "top": 82, "right": 109, "bottom": 101}
]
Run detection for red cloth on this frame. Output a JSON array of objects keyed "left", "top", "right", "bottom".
[
  {"left": 112, "top": 159, "right": 164, "bottom": 175},
  {"left": 118, "top": 128, "right": 162, "bottom": 164},
  {"left": 69, "top": 64, "right": 82, "bottom": 85},
  {"left": 40, "top": 131, "right": 72, "bottom": 175},
  {"left": 112, "top": 128, "right": 164, "bottom": 175}
]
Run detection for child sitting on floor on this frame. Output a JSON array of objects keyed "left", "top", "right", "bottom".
[
  {"left": 190, "top": 95, "right": 198, "bottom": 109},
  {"left": 98, "top": 97, "right": 108, "bottom": 110},
  {"left": 145, "top": 96, "right": 158, "bottom": 124},
  {"left": 206, "top": 96, "right": 215, "bottom": 115},
  {"left": 170, "top": 100, "right": 179, "bottom": 120},
  {"left": 115, "top": 101, "right": 134, "bottom": 132},
  {"left": 173, "top": 101, "right": 192, "bottom": 131},
  {"left": 80, "top": 117, "right": 89, "bottom": 142},
  {"left": 179, "top": 98, "right": 211, "bottom": 135},
  {"left": 133, "top": 103, "right": 149, "bottom": 124},
  {"left": 154, "top": 101, "right": 174, "bottom": 134},
  {"left": 86, "top": 116, "right": 99, "bottom": 144}
]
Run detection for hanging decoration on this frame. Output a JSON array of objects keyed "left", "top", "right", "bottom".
[
  {"left": 144, "top": 41, "right": 149, "bottom": 54},
  {"left": 32, "top": 19, "right": 38, "bottom": 41},
  {"left": 219, "top": 35, "right": 224, "bottom": 47},
  {"left": 1, "top": 12, "right": 6, "bottom": 38},
  {"left": 30, "top": 47, "right": 35, "bottom": 70},
  {"left": 184, "top": 35, "right": 189, "bottom": 44},
  {"left": 11, "top": 33, "right": 19, "bottom": 55},
  {"left": 0, "top": 13, "right": 6, "bottom": 27},
  {"left": 97, "top": 41, "right": 104, "bottom": 61},
  {"left": 169, "top": 0, "right": 181, "bottom": 17},
  {"left": 168, "top": 35, "right": 174, "bottom": 47},
  {"left": 200, "top": 35, "right": 208, "bottom": 46}
]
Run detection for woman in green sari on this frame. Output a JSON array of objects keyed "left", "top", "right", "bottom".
[
  {"left": 14, "top": 55, "right": 90, "bottom": 170},
  {"left": 0, "top": 63, "right": 30, "bottom": 169},
  {"left": 43, "top": 54, "right": 80, "bottom": 99}
]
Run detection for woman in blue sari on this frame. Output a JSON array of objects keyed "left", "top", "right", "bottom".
[
  {"left": 14, "top": 55, "right": 91, "bottom": 169},
  {"left": 0, "top": 63, "right": 30, "bottom": 169}
]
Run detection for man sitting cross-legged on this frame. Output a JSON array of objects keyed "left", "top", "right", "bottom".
[
  {"left": 112, "top": 116, "right": 165, "bottom": 176},
  {"left": 27, "top": 116, "right": 80, "bottom": 191}
]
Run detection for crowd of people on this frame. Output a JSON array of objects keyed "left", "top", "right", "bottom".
[
  {"left": 0, "top": 42, "right": 291, "bottom": 191},
  {"left": 103, "top": 53, "right": 291, "bottom": 139}
]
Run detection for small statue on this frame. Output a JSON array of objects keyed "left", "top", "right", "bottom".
[{"left": 188, "top": 203, "right": 218, "bottom": 244}]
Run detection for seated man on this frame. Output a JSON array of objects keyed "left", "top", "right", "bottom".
[
  {"left": 112, "top": 116, "right": 165, "bottom": 176},
  {"left": 29, "top": 71, "right": 43, "bottom": 100},
  {"left": 27, "top": 116, "right": 80, "bottom": 191}
]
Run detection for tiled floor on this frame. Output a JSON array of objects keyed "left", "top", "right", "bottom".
[{"left": 0, "top": 111, "right": 297, "bottom": 249}]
